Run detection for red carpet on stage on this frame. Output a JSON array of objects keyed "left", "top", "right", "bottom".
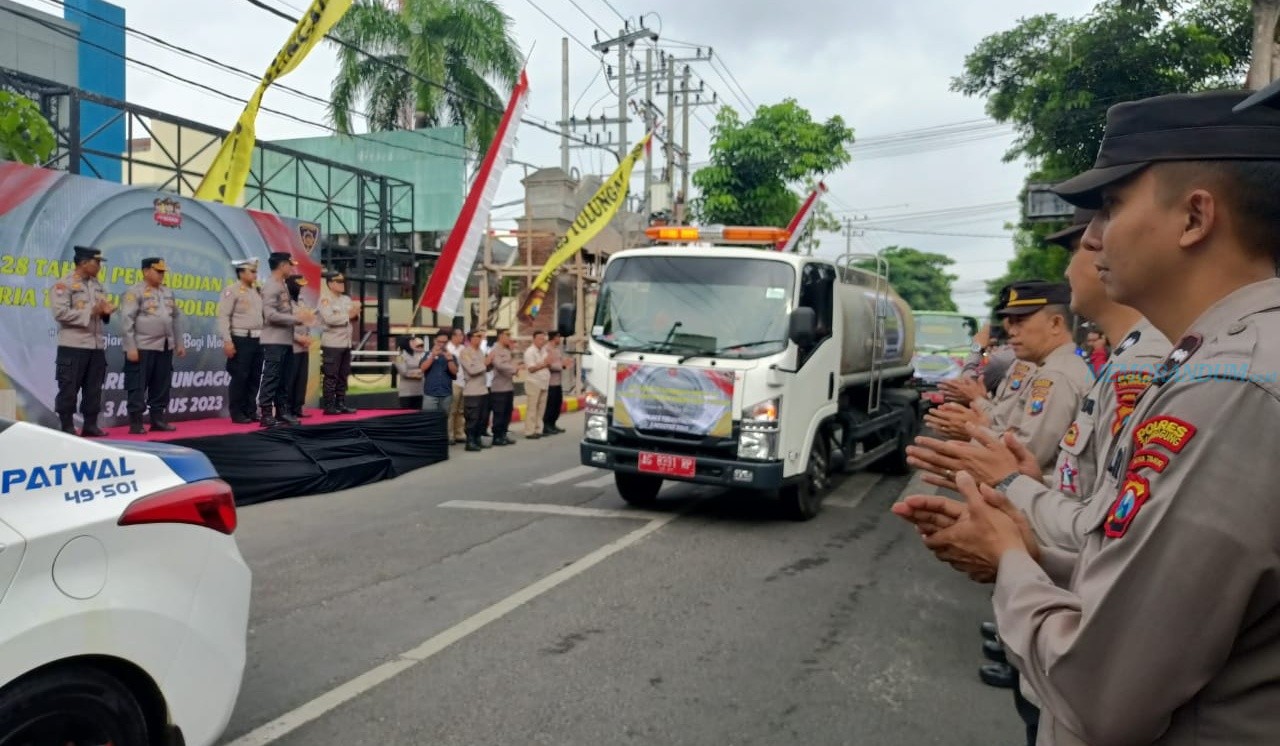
[{"left": 105, "top": 407, "right": 415, "bottom": 442}]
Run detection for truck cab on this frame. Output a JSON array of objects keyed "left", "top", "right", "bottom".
[{"left": 567, "top": 226, "right": 920, "bottom": 520}]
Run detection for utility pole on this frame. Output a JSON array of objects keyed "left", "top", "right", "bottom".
[
  {"left": 680, "top": 64, "right": 691, "bottom": 224},
  {"left": 665, "top": 54, "right": 675, "bottom": 185},
  {"left": 591, "top": 23, "right": 658, "bottom": 161},
  {"left": 561, "top": 37, "right": 570, "bottom": 172},
  {"left": 643, "top": 47, "right": 654, "bottom": 206}
]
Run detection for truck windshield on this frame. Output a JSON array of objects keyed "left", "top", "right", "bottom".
[
  {"left": 592, "top": 256, "right": 795, "bottom": 358},
  {"left": 913, "top": 313, "right": 975, "bottom": 351}
]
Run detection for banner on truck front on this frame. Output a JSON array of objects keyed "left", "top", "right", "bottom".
[{"left": 612, "top": 362, "right": 734, "bottom": 438}]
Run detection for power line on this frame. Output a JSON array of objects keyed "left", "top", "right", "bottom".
[
  {"left": 8, "top": 0, "right": 484, "bottom": 166},
  {"left": 237, "top": 0, "right": 618, "bottom": 156}
]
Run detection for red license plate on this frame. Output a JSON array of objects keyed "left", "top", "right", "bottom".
[{"left": 638, "top": 452, "right": 696, "bottom": 478}]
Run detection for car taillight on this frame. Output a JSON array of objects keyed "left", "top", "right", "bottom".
[{"left": 118, "top": 479, "right": 238, "bottom": 535}]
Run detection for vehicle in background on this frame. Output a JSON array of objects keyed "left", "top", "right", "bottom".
[
  {"left": 910, "top": 311, "right": 979, "bottom": 405},
  {"left": 0, "top": 420, "right": 250, "bottom": 746},
  {"left": 571, "top": 225, "right": 920, "bottom": 521}
]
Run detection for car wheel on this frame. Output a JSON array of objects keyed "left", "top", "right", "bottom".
[
  {"left": 781, "top": 432, "right": 831, "bottom": 521},
  {"left": 0, "top": 666, "right": 150, "bottom": 746},
  {"left": 614, "top": 472, "right": 662, "bottom": 507}
]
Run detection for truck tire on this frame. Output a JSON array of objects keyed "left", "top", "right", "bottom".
[
  {"left": 615, "top": 472, "right": 663, "bottom": 507},
  {"left": 781, "top": 431, "right": 831, "bottom": 521},
  {"left": 876, "top": 390, "right": 920, "bottom": 475},
  {"left": 0, "top": 665, "right": 151, "bottom": 746}
]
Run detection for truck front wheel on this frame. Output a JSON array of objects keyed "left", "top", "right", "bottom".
[
  {"left": 781, "top": 432, "right": 831, "bottom": 521},
  {"left": 615, "top": 472, "right": 663, "bottom": 506}
]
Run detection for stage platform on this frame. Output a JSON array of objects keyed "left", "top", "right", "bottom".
[{"left": 105, "top": 408, "right": 448, "bottom": 506}]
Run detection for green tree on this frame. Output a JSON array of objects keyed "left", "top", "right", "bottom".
[
  {"left": 328, "top": 0, "right": 522, "bottom": 150},
  {"left": 692, "top": 100, "right": 855, "bottom": 228},
  {"left": 954, "top": 0, "right": 1251, "bottom": 179},
  {"left": 0, "top": 91, "right": 56, "bottom": 166},
  {"left": 955, "top": 0, "right": 1252, "bottom": 310},
  {"left": 855, "top": 247, "right": 959, "bottom": 312},
  {"left": 1121, "top": 0, "right": 1279, "bottom": 88}
]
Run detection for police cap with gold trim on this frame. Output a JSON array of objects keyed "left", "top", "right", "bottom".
[{"left": 996, "top": 281, "right": 1072, "bottom": 318}]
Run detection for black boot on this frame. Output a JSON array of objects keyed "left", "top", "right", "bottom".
[
  {"left": 80, "top": 416, "right": 106, "bottom": 437},
  {"left": 322, "top": 396, "right": 341, "bottom": 416},
  {"left": 231, "top": 412, "right": 254, "bottom": 424},
  {"left": 465, "top": 437, "right": 482, "bottom": 452},
  {"left": 259, "top": 405, "right": 278, "bottom": 428},
  {"left": 128, "top": 413, "right": 146, "bottom": 435},
  {"left": 150, "top": 410, "right": 176, "bottom": 432},
  {"left": 58, "top": 413, "right": 76, "bottom": 434},
  {"left": 337, "top": 396, "right": 357, "bottom": 414},
  {"left": 277, "top": 407, "right": 300, "bottom": 426}
]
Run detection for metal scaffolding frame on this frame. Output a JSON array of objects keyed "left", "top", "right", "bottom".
[{"left": 0, "top": 66, "right": 416, "bottom": 355}]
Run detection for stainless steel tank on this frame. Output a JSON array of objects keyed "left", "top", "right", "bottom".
[{"left": 836, "top": 267, "right": 916, "bottom": 377}]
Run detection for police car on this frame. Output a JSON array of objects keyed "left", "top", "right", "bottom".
[{"left": 0, "top": 418, "right": 250, "bottom": 745}]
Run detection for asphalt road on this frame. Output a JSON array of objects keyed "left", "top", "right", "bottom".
[{"left": 221, "top": 412, "right": 1021, "bottom": 745}]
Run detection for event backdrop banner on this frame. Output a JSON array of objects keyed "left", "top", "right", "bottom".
[{"left": 0, "top": 160, "right": 325, "bottom": 428}]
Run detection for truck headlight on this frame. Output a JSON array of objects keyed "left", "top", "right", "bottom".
[
  {"left": 584, "top": 386, "right": 608, "bottom": 442},
  {"left": 738, "top": 397, "right": 780, "bottom": 460}
]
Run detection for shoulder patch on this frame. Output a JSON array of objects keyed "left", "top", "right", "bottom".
[
  {"left": 53, "top": 282, "right": 66, "bottom": 292},
  {"left": 1132, "top": 416, "right": 1196, "bottom": 454},
  {"left": 1111, "top": 371, "right": 1155, "bottom": 436},
  {"left": 1114, "top": 330, "right": 1141, "bottom": 355},
  {"left": 1156, "top": 334, "right": 1204, "bottom": 383},
  {"left": 1104, "top": 472, "right": 1152, "bottom": 539},
  {"left": 1127, "top": 449, "right": 1170, "bottom": 475},
  {"left": 1027, "top": 379, "right": 1053, "bottom": 415},
  {"left": 1062, "top": 421, "right": 1080, "bottom": 448}
]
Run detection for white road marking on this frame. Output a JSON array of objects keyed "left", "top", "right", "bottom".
[
  {"left": 825, "top": 472, "right": 885, "bottom": 509},
  {"left": 530, "top": 465, "right": 598, "bottom": 485},
  {"left": 439, "top": 499, "right": 668, "bottom": 521},
  {"left": 575, "top": 472, "right": 618, "bottom": 489},
  {"left": 226, "top": 512, "right": 680, "bottom": 745}
]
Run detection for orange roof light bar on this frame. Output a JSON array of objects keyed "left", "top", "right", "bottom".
[
  {"left": 645, "top": 226, "right": 701, "bottom": 242},
  {"left": 644, "top": 225, "right": 792, "bottom": 245}
]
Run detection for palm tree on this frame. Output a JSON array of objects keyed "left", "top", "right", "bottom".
[{"left": 328, "top": 0, "right": 522, "bottom": 150}]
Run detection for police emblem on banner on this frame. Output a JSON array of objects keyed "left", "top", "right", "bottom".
[
  {"left": 153, "top": 197, "right": 182, "bottom": 229},
  {"left": 299, "top": 223, "right": 320, "bottom": 254}
]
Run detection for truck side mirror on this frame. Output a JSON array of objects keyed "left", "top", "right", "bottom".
[
  {"left": 557, "top": 303, "right": 576, "bottom": 338},
  {"left": 789, "top": 307, "right": 817, "bottom": 348}
]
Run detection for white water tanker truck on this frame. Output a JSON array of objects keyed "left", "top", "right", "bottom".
[{"left": 558, "top": 225, "right": 920, "bottom": 520}]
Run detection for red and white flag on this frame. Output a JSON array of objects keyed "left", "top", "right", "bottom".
[
  {"left": 419, "top": 69, "right": 530, "bottom": 312},
  {"left": 776, "top": 181, "right": 828, "bottom": 252}
]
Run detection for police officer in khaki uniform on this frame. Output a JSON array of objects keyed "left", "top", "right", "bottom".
[
  {"left": 933, "top": 287, "right": 1039, "bottom": 432},
  {"left": 50, "top": 245, "right": 115, "bottom": 436},
  {"left": 286, "top": 273, "right": 313, "bottom": 420},
  {"left": 259, "top": 252, "right": 315, "bottom": 427},
  {"left": 121, "top": 257, "right": 186, "bottom": 434},
  {"left": 218, "top": 258, "right": 265, "bottom": 424},
  {"left": 895, "top": 90, "right": 1280, "bottom": 746},
  {"left": 317, "top": 270, "right": 359, "bottom": 415}
]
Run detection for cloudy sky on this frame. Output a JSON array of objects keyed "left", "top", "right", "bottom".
[{"left": 13, "top": 0, "right": 1101, "bottom": 314}]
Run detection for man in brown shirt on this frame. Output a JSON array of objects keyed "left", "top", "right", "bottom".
[
  {"left": 895, "top": 90, "right": 1280, "bottom": 745},
  {"left": 458, "top": 329, "right": 491, "bottom": 451},
  {"left": 487, "top": 328, "right": 519, "bottom": 446}
]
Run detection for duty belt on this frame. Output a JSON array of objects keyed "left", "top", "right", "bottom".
[{"left": 231, "top": 329, "right": 262, "bottom": 338}]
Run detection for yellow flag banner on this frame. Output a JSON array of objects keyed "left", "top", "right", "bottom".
[
  {"left": 195, "top": 0, "right": 353, "bottom": 205},
  {"left": 518, "top": 132, "right": 652, "bottom": 322}
]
